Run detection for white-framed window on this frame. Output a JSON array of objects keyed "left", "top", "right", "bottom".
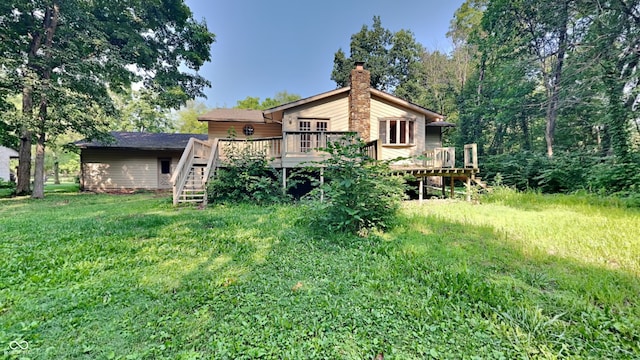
[
  {"left": 379, "top": 118, "right": 415, "bottom": 145},
  {"left": 299, "top": 118, "right": 329, "bottom": 152}
]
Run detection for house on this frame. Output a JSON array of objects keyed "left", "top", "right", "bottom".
[
  {"left": 0, "top": 146, "right": 19, "bottom": 182},
  {"left": 75, "top": 132, "right": 208, "bottom": 192},
  {"left": 172, "top": 62, "right": 480, "bottom": 204}
]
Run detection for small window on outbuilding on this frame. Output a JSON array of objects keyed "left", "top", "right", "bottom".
[{"left": 160, "top": 159, "right": 171, "bottom": 174}]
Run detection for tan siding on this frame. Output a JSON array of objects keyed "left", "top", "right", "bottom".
[
  {"left": 208, "top": 122, "right": 282, "bottom": 139},
  {"left": 81, "top": 149, "right": 182, "bottom": 191},
  {"left": 282, "top": 94, "right": 349, "bottom": 132},
  {"left": 371, "top": 97, "right": 426, "bottom": 165}
]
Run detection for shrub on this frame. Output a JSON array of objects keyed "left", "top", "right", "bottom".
[
  {"left": 482, "top": 150, "right": 602, "bottom": 193},
  {"left": 586, "top": 153, "right": 640, "bottom": 196},
  {"left": 206, "top": 140, "right": 288, "bottom": 205},
  {"left": 0, "top": 178, "right": 15, "bottom": 189},
  {"left": 303, "top": 133, "right": 406, "bottom": 235}
]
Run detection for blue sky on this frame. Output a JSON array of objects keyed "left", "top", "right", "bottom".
[{"left": 184, "top": 0, "right": 465, "bottom": 108}]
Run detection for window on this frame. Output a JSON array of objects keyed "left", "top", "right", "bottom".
[
  {"left": 160, "top": 159, "right": 171, "bottom": 174},
  {"left": 298, "top": 118, "right": 329, "bottom": 152},
  {"left": 379, "top": 118, "right": 415, "bottom": 145},
  {"left": 243, "top": 124, "right": 254, "bottom": 136}
]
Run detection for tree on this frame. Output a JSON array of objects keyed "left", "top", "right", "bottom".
[
  {"left": 331, "top": 16, "right": 425, "bottom": 103},
  {"left": 110, "top": 90, "right": 175, "bottom": 133},
  {"left": 175, "top": 100, "right": 209, "bottom": 134},
  {"left": 419, "top": 50, "right": 459, "bottom": 117},
  {"left": 235, "top": 91, "right": 301, "bottom": 110},
  {"left": 0, "top": 0, "right": 215, "bottom": 198},
  {"left": 584, "top": 0, "right": 639, "bottom": 161},
  {"left": 480, "top": 0, "right": 579, "bottom": 158}
]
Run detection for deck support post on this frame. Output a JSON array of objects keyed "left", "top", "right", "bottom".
[
  {"left": 282, "top": 168, "right": 287, "bottom": 190},
  {"left": 466, "top": 176, "right": 471, "bottom": 202},
  {"left": 450, "top": 176, "right": 455, "bottom": 198},
  {"left": 442, "top": 177, "right": 446, "bottom": 198},
  {"left": 419, "top": 178, "right": 424, "bottom": 203},
  {"left": 320, "top": 168, "right": 324, "bottom": 203}
]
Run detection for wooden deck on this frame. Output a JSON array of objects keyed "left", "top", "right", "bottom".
[{"left": 172, "top": 134, "right": 482, "bottom": 204}]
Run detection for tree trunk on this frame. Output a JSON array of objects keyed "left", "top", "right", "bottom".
[
  {"left": 521, "top": 113, "right": 531, "bottom": 151},
  {"left": 16, "top": 83, "right": 34, "bottom": 195},
  {"left": 603, "top": 73, "right": 630, "bottom": 161},
  {"left": 54, "top": 155, "right": 60, "bottom": 184},
  {"left": 32, "top": 131, "right": 46, "bottom": 199},
  {"left": 30, "top": 3, "right": 60, "bottom": 199},
  {"left": 544, "top": 1, "right": 569, "bottom": 158},
  {"left": 475, "top": 57, "right": 486, "bottom": 156}
]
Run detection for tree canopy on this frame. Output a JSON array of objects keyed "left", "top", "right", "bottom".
[
  {"left": 453, "top": 0, "right": 640, "bottom": 194},
  {"left": 332, "top": 6, "right": 639, "bottom": 196},
  {"left": 331, "top": 16, "right": 425, "bottom": 104},
  {"left": 0, "top": 0, "right": 215, "bottom": 197},
  {"left": 235, "top": 91, "right": 301, "bottom": 110},
  {"left": 174, "top": 100, "right": 209, "bottom": 134}
]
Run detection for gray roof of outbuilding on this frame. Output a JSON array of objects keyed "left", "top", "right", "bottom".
[{"left": 75, "top": 132, "right": 208, "bottom": 150}]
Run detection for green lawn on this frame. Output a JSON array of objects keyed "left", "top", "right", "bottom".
[{"left": 1, "top": 190, "right": 638, "bottom": 359}]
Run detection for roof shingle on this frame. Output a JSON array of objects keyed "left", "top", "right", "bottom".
[{"left": 75, "top": 132, "right": 208, "bottom": 150}]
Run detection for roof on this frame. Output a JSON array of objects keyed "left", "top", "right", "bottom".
[
  {"left": 75, "top": 132, "right": 208, "bottom": 151},
  {"left": 198, "top": 109, "right": 265, "bottom": 123},
  {"left": 263, "top": 87, "right": 350, "bottom": 115},
  {"left": 426, "top": 120, "right": 456, "bottom": 127},
  {"left": 370, "top": 89, "right": 443, "bottom": 120},
  {"left": 199, "top": 85, "right": 444, "bottom": 124},
  {"left": 261, "top": 87, "right": 443, "bottom": 122}
]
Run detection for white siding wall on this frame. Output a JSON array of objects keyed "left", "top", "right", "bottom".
[
  {"left": 371, "top": 97, "right": 427, "bottom": 165},
  {"left": 282, "top": 95, "right": 349, "bottom": 132},
  {"left": 81, "top": 150, "right": 182, "bottom": 191},
  {"left": 0, "top": 147, "right": 18, "bottom": 181}
]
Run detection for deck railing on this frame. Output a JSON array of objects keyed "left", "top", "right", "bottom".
[
  {"left": 217, "top": 137, "right": 282, "bottom": 161},
  {"left": 423, "top": 147, "right": 456, "bottom": 168},
  {"left": 283, "top": 131, "right": 353, "bottom": 154},
  {"left": 363, "top": 139, "right": 379, "bottom": 160},
  {"left": 464, "top": 143, "right": 478, "bottom": 169}
]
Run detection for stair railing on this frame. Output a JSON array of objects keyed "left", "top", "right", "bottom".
[
  {"left": 171, "top": 138, "right": 213, "bottom": 205},
  {"left": 200, "top": 138, "right": 220, "bottom": 205}
]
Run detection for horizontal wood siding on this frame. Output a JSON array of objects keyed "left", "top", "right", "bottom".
[
  {"left": 208, "top": 122, "right": 282, "bottom": 140},
  {"left": 0, "top": 148, "right": 14, "bottom": 181},
  {"left": 371, "top": 96, "right": 426, "bottom": 165},
  {"left": 282, "top": 94, "right": 349, "bottom": 132},
  {"left": 81, "top": 149, "right": 182, "bottom": 191}
]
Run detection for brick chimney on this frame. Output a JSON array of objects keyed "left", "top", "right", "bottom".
[{"left": 349, "top": 61, "right": 371, "bottom": 141}]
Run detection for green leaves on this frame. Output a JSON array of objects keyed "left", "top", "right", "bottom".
[
  {"left": 331, "top": 16, "right": 424, "bottom": 102},
  {"left": 207, "top": 141, "right": 289, "bottom": 205},
  {"left": 2, "top": 0, "right": 215, "bottom": 197},
  {"left": 303, "top": 133, "right": 406, "bottom": 235}
]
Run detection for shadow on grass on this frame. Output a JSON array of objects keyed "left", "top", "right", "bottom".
[{"left": 2, "top": 196, "right": 638, "bottom": 358}]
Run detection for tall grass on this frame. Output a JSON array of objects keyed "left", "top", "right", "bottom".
[{"left": 1, "top": 190, "right": 638, "bottom": 358}]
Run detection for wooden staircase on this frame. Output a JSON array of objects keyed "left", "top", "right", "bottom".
[
  {"left": 472, "top": 176, "right": 490, "bottom": 191},
  {"left": 171, "top": 138, "right": 219, "bottom": 205}
]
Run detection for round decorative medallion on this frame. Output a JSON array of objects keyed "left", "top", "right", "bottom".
[{"left": 243, "top": 124, "right": 254, "bottom": 136}]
